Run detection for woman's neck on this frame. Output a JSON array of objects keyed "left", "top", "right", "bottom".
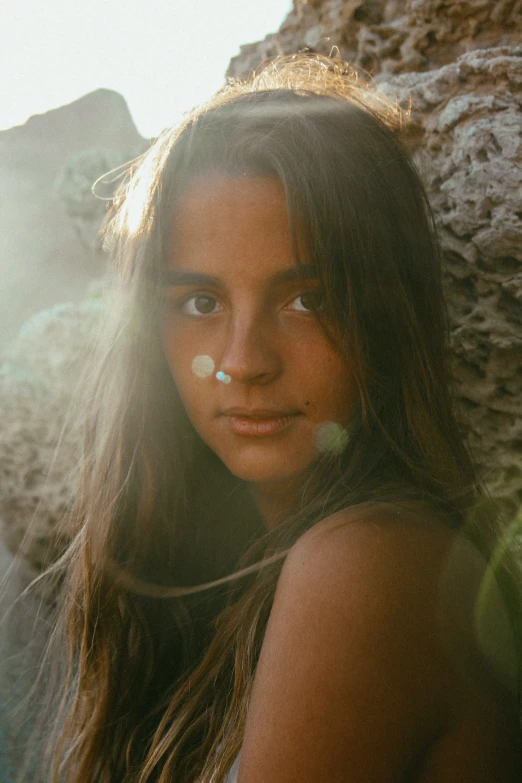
[{"left": 249, "top": 475, "right": 306, "bottom": 529}]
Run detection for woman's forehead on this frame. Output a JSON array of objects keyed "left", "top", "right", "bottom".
[
  {"left": 172, "top": 174, "right": 287, "bottom": 221},
  {"left": 167, "top": 176, "right": 292, "bottom": 267}
]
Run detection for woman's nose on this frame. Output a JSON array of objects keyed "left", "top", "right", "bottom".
[{"left": 219, "top": 315, "right": 281, "bottom": 384}]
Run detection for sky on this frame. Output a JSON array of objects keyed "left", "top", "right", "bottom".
[{"left": 1, "top": 0, "right": 293, "bottom": 138}]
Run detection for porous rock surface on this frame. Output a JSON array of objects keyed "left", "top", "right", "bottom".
[
  {"left": 228, "top": 0, "right": 522, "bottom": 79},
  {"left": 229, "top": 1, "right": 522, "bottom": 521},
  {"left": 0, "top": 293, "right": 104, "bottom": 577},
  {"left": 380, "top": 47, "right": 522, "bottom": 519}
]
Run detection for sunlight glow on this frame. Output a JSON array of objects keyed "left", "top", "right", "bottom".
[{"left": 1, "top": 0, "right": 292, "bottom": 137}]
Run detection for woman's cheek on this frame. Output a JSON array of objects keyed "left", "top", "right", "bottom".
[{"left": 162, "top": 335, "right": 219, "bottom": 417}]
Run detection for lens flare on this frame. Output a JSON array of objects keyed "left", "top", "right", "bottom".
[
  {"left": 472, "top": 514, "right": 522, "bottom": 690},
  {"left": 216, "top": 371, "right": 232, "bottom": 384},
  {"left": 315, "top": 421, "right": 350, "bottom": 454},
  {"left": 191, "top": 355, "right": 215, "bottom": 378}
]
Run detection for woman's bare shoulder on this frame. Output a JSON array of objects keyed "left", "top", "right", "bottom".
[
  {"left": 237, "top": 503, "right": 521, "bottom": 782},
  {"left": 284, "top": 501, "right": 479, "bottom": 628},
  {"left": 292, "top": 501, "right": 518, "bottom": 697}
]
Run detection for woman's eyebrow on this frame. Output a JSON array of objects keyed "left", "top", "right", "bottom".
[
  {"left": 162, "top": 264, "right": 319, "bottom": 287},
  {"left": 163, "top": 270, "right": 221, "bottom": 287},
  {"left": 271, "top": 264, "right": 319, "bottom": 285}
]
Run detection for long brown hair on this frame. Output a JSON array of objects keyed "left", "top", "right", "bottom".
[{"left": 43, "top": 54, "right": 520, "bottom": 782}]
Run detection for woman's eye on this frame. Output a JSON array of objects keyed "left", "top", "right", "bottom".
[
  {"left": 287, "top": 291, "right": 325, "bottom": 313},
  {"left": 180, "top": 295, "right": 223, "bottom": 316}
]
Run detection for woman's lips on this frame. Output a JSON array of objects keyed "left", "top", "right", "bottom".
[{"left": 221, "top": 411, "right": 301, "bottom": 437}]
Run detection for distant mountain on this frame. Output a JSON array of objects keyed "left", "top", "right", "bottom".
[{"left": 0, "top": 89, "right": 147, "bottom": 350}]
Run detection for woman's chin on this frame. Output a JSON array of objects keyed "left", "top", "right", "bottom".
[{"left": 219, "top": 451, "right": 316, "bottom": 488}]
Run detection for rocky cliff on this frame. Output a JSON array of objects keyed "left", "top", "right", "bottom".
[{"left": 0, "top": 89, "right": 145, "bottom": 349}]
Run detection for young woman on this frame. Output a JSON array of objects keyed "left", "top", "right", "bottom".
[{"left": 45, "top": 54, "right": 522, "bottom": 781}]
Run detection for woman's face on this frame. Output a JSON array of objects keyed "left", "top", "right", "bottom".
[{"left": 163, "top": 175, "right": 355, "bottom": 493}]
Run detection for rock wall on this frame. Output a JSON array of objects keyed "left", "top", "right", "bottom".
[
  {"left": 228, "top": 0, "right": 522, "bottom": 79},
  {"left": 0, "top": 292, "right": 104, "bottom": 577},
  {"left": 380, "top": 48, "right": 522, "bottom": 519},
  {"left": 228, "top": 0, "right": 522, "bottom": 521}
]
